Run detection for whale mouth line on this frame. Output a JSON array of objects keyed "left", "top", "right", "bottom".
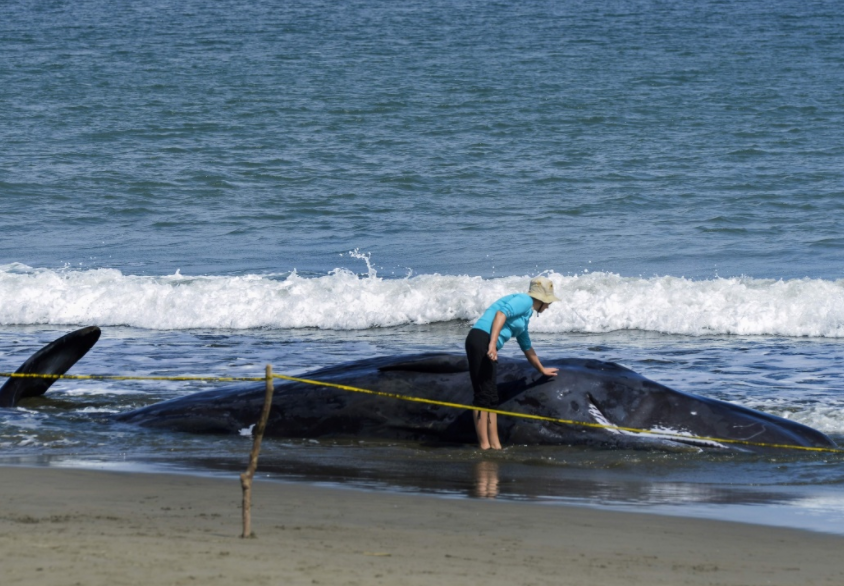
[{"left": 586, "top": 394, "right": 729, "bottom": 450}]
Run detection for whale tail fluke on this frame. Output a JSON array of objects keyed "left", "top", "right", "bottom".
[{"left": 0, "top": 326, "right": 101, "bottom": 408}]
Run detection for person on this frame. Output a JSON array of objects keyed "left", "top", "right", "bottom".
[{"left": 465, "top": 276, "right": 560, "bottom": 450}]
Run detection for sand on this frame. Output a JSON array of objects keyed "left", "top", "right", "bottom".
[{"left": 1, "top": 467, "right": 843, "bottom": 586}]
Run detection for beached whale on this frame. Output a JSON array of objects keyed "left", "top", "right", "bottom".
[{"left": 1, "top": 327, "right": 837, "bottom": 452}]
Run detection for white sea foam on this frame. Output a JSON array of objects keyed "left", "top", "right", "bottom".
[
  {"left": 1, "top": 264, "right": 843, "bottom": 337},
  {"left": 748, "top": 403, "right": 844, "bottom": 435}
]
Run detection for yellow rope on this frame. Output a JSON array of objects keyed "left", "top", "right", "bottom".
[
  {"left": 0, "top": 372, "right": 266, "bottom": 383},
  {"left": 2, "top": 370, "right": 842, "bottom": 454}
]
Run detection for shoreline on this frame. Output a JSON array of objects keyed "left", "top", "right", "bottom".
[
  {"left": 2, "top": 467, "right": 843, "bottom": 585},
  {"left": 5, "top": 456, "right": 844, "bottom": 537}
]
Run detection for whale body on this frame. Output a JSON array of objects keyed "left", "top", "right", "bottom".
[
  {"left": 113, "top": 352, "right": 836, "bottom": 452},
  {"left": 2, "top": 328, "right": 837, "bottom": 452}
]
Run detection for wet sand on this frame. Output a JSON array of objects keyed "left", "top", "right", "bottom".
[{"left": 2, "top": 467, "right": 843, "bottom": 586}]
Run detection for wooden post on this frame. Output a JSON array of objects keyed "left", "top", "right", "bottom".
[{"left": 240, "top": 364, "right": 275, "bottom": 538}]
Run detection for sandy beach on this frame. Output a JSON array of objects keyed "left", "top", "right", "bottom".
[{"left": 1, "top": 467, "right": 842, "bottom": 585}]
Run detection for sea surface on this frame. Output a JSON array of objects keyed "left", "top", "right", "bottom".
[{"left": 1, "top": 0, "right": 843, "bottom": 535}]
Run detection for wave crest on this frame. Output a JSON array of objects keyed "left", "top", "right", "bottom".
[{"left": 1, "top": 264, "right": 842, "bottom": 337}]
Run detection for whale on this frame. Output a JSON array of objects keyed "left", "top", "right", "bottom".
[{"left": 1, "top": 327, "right": 837, "bottom": 453}]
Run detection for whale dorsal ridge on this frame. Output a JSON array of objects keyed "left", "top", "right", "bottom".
[{"left": 379, "top": 354, "right": 469, "bottom": 374}]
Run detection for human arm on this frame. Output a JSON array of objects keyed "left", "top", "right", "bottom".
[
  {"left": 523, "top": 348, "right": 558, "bottom": 377},
  {"left": 486, "top": 311, "right": 507, "bottom": 361}
]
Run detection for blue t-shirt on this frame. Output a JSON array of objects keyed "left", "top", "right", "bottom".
[{"left": 473, "top": 293, "right": 534, "bottom": 351}]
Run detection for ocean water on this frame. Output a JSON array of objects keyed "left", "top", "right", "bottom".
[{"left": 2, "top": 0, "right": 844, "bottom": 534}]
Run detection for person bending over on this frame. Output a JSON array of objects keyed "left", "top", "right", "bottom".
[{"left": 464, "top": 276, "right": 560, "bottom": 450}]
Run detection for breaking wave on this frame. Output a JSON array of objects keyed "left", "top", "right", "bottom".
[{"left": 1, "top": 263, "right": 843, "bottom": 337}]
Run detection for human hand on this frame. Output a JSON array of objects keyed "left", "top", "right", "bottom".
[
  {"left": 541, "top": 367, "right": 558, "bottom": 377},
  {"left": 487, "top": 347, "right": 498, "bottom": 362}
]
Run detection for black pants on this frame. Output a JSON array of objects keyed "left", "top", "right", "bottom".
[{"left": 465, "top": 328, "right": 498, "bottom": 408}]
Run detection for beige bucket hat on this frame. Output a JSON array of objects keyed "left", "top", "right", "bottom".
[{"left": 527, "top": 276, "right": 561, "bottom": 304}]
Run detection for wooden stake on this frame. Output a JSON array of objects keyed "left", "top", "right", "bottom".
[{"left": 240, "top": 364, "right": 275, "bottom": 538}]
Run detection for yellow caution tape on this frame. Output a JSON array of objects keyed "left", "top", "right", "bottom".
[
  {"left": 1, "top": 370, "right": 842, "bottom": 454},
  {"left": 0, "top": 372, "right": 266, "bottom": 383}
]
